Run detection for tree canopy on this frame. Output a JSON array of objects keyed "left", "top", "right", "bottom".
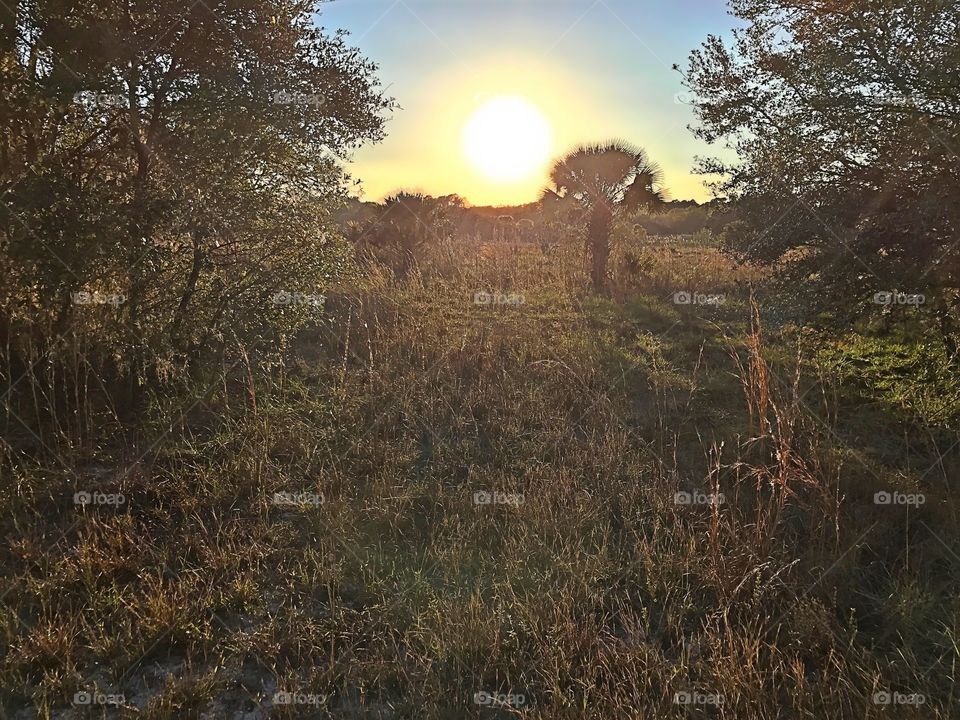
[
  {"left": 1, "top": 1, "right": 392, "bottom": 401},
  {"left": 542, "top": 141, "right": 665, "bottom": 293},
  {"left": 683, "top": 0, "right": 960, "bottom": 353}
]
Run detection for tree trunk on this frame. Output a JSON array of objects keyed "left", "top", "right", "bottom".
[
  {"left": 588, "top": 203, "right": 613, "bottom": 294},
  {"left": 935, "top": 300, "right": 959, "bottom": 366},
  {"left": 169, "top": 229, "right": 205, "bottom": 343},
  {"left": 125, "top": 67, "right": 152, "bottom": 412}
]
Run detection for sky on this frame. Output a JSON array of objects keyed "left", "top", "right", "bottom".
[{"left": 315, "top": 0, "right": 743, "bottom": 206}]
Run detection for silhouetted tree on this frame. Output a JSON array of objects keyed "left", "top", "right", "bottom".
[{"left": 542, "top": 142, "right": 665, "bottom": 293}]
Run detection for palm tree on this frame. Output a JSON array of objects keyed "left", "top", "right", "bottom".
[{"left": 542, "top": 141, "right": 665, "bottom": 293}]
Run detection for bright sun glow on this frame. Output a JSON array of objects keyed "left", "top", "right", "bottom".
[{"left": 462, "top": 96, "right": 553, "bottom": 183}]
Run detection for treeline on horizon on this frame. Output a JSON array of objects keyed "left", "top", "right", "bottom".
[{"left": 338, "top": 194, "right": 729, "bottom": 237}]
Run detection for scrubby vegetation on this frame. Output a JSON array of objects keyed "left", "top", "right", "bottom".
[
  {"left": 3, "top": 232, "right": 958, "bottom": 718},
  {"left": 2, "top": 0, "right": 958, "bottom": 718}
]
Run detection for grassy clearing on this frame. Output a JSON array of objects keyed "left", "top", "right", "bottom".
[{"left": 2, "top": 236, "right": 958, "bottom": 718}]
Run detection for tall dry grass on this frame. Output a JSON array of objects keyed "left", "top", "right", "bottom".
[{"left": 0, "top": 234, "right": 956, "bottom": 718}]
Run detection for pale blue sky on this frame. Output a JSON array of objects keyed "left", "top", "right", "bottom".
[{"left": 316, "top": 0, "right": 742, "bottom": 204}]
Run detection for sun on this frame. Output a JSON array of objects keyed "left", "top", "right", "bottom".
[{"left": 462, "top": 96, "right": 553, "bottom": 183}]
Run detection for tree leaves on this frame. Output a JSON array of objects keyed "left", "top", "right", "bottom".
[
  {"left": 685, "top": 0, "right": 960, "bottom": 352},
  {"left": 0, "top": 0, "right": 392, "bottom": 386}
]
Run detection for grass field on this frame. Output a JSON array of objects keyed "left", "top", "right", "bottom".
[{"left": 2, "top": 234, "right": 958, "bottom": 718}]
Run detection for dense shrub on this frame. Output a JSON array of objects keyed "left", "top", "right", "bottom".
[{"left": 0, "top": 2, "right": 390, "bottom": 431}]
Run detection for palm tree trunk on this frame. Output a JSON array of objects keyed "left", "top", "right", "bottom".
[
  {"left": 588, "top": 203, "right": 613, "bottom": 294},
  {"left": 934, "top": 299, "right": 959, "bottom": 366}
]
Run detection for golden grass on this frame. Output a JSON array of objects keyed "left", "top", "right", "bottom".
[{"left": 1, "top": 235, "right": 957, "bottom": 718}]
